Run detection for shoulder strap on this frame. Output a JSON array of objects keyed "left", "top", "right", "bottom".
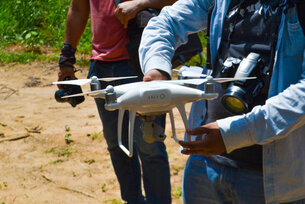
[{"left": 205, "top": 3, "right": 215, "bottom": 70}]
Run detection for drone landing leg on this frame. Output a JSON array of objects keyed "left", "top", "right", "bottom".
[
  {"left": 168, "top": 110, "right": 178, "bottom": 143},
  {"left": 176, "top": 104, "right": 190, "bottom": 141},
  {"left": 118, "top": 109, "right": 135, "bottom": 157}
]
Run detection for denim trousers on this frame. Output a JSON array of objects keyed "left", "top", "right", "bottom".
[
  {"left": 183, "top": 155, "right": 305, "bottom": 204},
  {"left": 88, "top": 60, "right": 171, "bottom": 204}
]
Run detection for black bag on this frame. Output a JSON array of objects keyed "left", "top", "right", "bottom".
[
  {"left": 297, "top": 0, "right": 305, "bottom": 35},
  {"left": 124, "top": 8, "right": 203, "bottom": 77}
]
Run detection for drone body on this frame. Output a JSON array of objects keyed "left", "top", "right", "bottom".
[{"left": 104, "top": 81, "right": 218, "bottom": 115}]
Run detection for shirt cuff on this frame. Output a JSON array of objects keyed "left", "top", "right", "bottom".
[
  {"left": 143, "top": 55, "right": 172, "bottom": 77},
  {"left": 217, "top": 115, "right": 254, "bottom": 153}
]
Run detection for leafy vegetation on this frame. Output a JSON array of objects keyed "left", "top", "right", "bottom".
[
  {"left": 89, "top": 130, "right": 103, "bottom": 140},
  {"left": 0, "top": 0, "right": 91, "bottom": 55},
  {"left": 0, "top": 52, "right": 57, "bottom": 64},
  {"left": 0, "top": 0, "right": 206, "bottom": 66},
  {"left": 172, "top": 187, "right": 182, "bottom": 198}
]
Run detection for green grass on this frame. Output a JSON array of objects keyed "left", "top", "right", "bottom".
[
  {"left": 172, "top": 187, "right": 182, "bottom": 199},
  {"left": 89, "top": 130, "right": 103, "bottom": 140},
  {"left": 0, "top": 0, "right": 206, "bottom": 66},
  {"left": 44, "top": 146, "right": 73, "bottom": 158},
  {"left": 0, "top": 0, "right": 92, "bottom": 54},
  {"left": 0, "top": 52, "right": 57, "bottom": 64}
]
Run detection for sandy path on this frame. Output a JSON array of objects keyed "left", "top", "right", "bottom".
[{"left": 0, "top": 62, "right": 189, "bottom": 204}]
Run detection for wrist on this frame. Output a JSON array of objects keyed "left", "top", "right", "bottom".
[
  {"left": 157, "top": 69, "right": 171, "bottom": 80},
  {"left": 59, "top": 43, "right": 76, "bottom": 66},
  {"left": 134, "top": 0, "right": 147, "bottom": 11}
]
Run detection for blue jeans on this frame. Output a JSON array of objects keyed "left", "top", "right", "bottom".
[
  {"left": 183, "top": 155, "right": 265, "bottom": 204},
  {"left": 183, "top": 155, "right": 305, "bottom": 204},
  {"left": 88, "top": 60, "right": 171, "bottom": 204}
]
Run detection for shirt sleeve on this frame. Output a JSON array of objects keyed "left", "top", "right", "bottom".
[
  {"left": 217, "top": 71, "right": 305, "bottom": 153},
  {"left": 139, "top": 0, "right": 214, "bottom": 77}
]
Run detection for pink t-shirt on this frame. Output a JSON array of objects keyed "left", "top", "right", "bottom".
[{"left": 89, "top": 0, "right": 129, "bottom": 61}]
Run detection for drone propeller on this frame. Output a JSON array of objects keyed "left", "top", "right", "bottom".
[
  {"left": 173, "top": 66, "right": 207, "bottom": 79},
  {"left": 52, "top": 76, "right": 138, "bottom": 86},
  {"left": 60, "top": 84, "right": 116, "bottom": 99},
  {"left": 53, "top": 78, "right": 93, "bottom": 86},
  {"left": 178, "top": 70, "right": 207, "bottom": 78},
  {"left": 212, "top": 76, "right": 257, "bottom": 83},
  {"left": 61, "top": 89, "right": 106, "bottom": 99},
  {"left": 166, "top": 76, "right": 257, "bottom": 86}
]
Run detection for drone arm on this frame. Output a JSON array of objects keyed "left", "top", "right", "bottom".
[{"left": 118, "top": 109, "right": 136, "bottom": 157}]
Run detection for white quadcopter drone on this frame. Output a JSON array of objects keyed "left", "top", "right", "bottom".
[{"left": 53, "top": 67, "right": 255, "bottom": 157}]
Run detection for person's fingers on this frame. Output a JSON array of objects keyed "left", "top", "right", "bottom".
[
  {"left": 114, "top": 7, "right": 118, "bottom": 16},
  {"left": 186, "top": 126, "right": 210, "bottom": 136},
  {"left": 114, "top": 8, "right": 120, "bottom": 19},
  {"left": 179, "top": 140, "right": 207, "bottom": 149},
  {"left": 123, "top": 19, "right": 128, "bottom": 28},
  {"left": 114, "top": 8, "right": 123, "bottom": 24},
  {"left": 143, "top": 76, "right": 152, "bottom": 82},
  {"left": 143, "top": 69, "right": 169, "bottom": 81},
  {"left": 180, "top": 148, "right": 214, "bottom": 156},
  {"left": 57, "top": 66, "right": 76, "bottom": 89},
  {"left": 136, "top": 113, "right": 146, "bottom": 120}
]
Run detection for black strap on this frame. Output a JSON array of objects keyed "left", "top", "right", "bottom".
[
  {"left": 59, "top": 43, "right": 76, "bottom": 68},
  {"left": 205, "top": 4, "right": 214, "bottom": 70}
]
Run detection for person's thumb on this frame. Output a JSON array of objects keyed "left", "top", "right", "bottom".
[{"left": 143, "top": 75, "right": 152, "bottom": 82}]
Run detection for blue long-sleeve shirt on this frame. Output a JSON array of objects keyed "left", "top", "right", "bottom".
[{"left": 139, "top": 0, "right": 305, "bottom": 203}]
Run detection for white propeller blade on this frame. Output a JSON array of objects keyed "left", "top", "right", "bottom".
[
  {"left": 213, "top": 77, "right": 257, "bottom": 83},
  {"left": 164, "top": 76, "right": 257, "bottom": 86},
  {"left": 53, "top": 76, "right": 137, "bottom": 86},
  {"left": 61, "top": 89, "right": 106, "bottom": 99},
  {"left": 179, "top": 70, "right": 207, "bottom": 78},
  {"left": 53, "top": 79, "right": 91, "bottom": 86},
  {"left": 98, "top": 76, "right": 137, "bottom": 82}
]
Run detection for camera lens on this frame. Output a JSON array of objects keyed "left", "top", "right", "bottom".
[
  {"left": 221, "top": 52, "right": 264, "bottom": 115},
  {"left": 222, "top": 95, "right": 246, "bottom": 114},
  {"left": 221, "top": 85, "right": 248, "bottom": 115}
]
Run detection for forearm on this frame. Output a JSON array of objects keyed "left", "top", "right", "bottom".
[
  {"left": 218, "top": 76, "right": 305, "bottom": 153},
  {"left": 139, "top": 0, "right": 213, "bottom": 76},
  {"left": 64, "top": 0, "right": 90, "bottom": 48}
]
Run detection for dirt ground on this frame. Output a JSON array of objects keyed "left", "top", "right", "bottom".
[{"left": 0, "top": 62, "right": 190, "bottom": 204}]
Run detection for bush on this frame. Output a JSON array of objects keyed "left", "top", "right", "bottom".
[
  {"left": 0, "top": 0, "right": 205, "bottom": 65},
  {"left": 0, "top": 0, "right": 91, "bottom": 54}
]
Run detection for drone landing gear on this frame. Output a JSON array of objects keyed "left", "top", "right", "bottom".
[
  {"left": 118, "top": 108, "right": 136, "bottom": 157},
  {"left": 169, "top": 103, "right": 190, "bottom": 142},
  {"left": 118, "top": 110, "right": 167, "bottom": 157},
  {"left": 118, "top": 104, "right": 191, "bottom": 158}
]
